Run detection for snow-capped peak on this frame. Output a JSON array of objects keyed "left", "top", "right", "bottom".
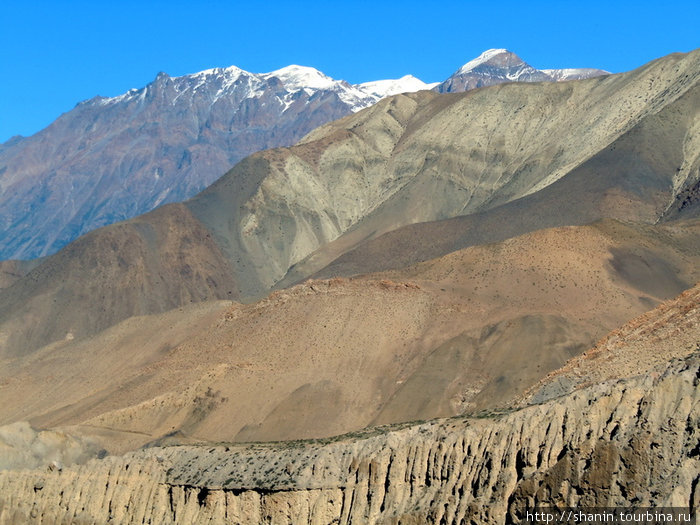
[
  {"left": 457, "top": 48, "right": 515, "bottom": 74},
  {"left": 263, "top": 65, "right": 338, "bottom": 91},
  {"left": 184, "top": 64, "right": 245, "bottom": 80},
  {"left": 355, "top": 75, "right": 437, "bottom": 98}
]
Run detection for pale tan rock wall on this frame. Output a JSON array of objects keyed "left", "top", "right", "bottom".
[{"left": 1, "top": 355, "right": 697, "bottom": 524}]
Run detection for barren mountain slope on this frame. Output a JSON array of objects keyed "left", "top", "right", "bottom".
[
  {"left": 283, "top": 55, "right": 700, "bottom": 283},
  {"left": 1, "top": 49, "right": 698, "bottom": 359},
  {"left": 1, "top": 286, "right": 697, "bottom": 524},
  {"left": 1, "top": 220, "right": 697, "bottom": 454},
  {"left": 519, "top": 280, "right": 700, "bottom": 406},
  {"left": 0, "top": 203, "right": 237, "bottom": 360},
  {"left": 0, "top": 260, "right": 37, "bottom": 290},
  {"left": 0, "top": 49, "right": 602, "bottom": 262},
  {"left": 192, "top": 47, "right": 699, "bottom": 294},
  {"left": 363, "top": 218, "right": 700, "bottom": 419}
]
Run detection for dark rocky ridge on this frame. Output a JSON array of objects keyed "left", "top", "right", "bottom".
[{"left": 0, "top": 67, "right": 374, "bottom": 260}]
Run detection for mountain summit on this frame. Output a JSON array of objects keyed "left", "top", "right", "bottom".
[
  {"left": 457, "top": 48, "right": 526, "bottom": 71},
  {"left": 356, "top": 75, "right": 438, "bottom": 98},
  {"left": 436, "top": 48, "right": 608, "bottom": 92}
]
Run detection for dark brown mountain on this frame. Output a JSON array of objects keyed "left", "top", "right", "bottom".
[{"left": 0, "top": 66, "right": 379, "bottom": 260}]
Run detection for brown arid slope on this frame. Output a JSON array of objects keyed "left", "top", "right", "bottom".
[
  {"left": 518, "top": 280, "right": 700, "bottom": 406},
  {"left": 1, "top": 49, "right": 700, "bottom": 359},
  {"left": 0, "top": 284, "right": 697, "bottom": 524},
  {"left": 0, "top": 203, "right": 237, "bottom": 359},
  {"left": 366, "top": 218, "right": 700, "bottom": 417},
  {"left": 0, "top": 260, "right": 37, "bottom": 290},
  {"left": 0, "top": 219, "right": 697, "bottom": 456}
]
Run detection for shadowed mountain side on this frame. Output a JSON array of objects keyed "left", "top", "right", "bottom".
[
  {"left": 285, "top": 79, "right": 700, "bottom": 283},
  {"left": 0, "top": 204, "right": 236, "bottom": 359},
  {"left": 186, "top": 92, "right": 441, "bottom": 295},
  {"left": 370, "top": 315, "right": 590, "bottom": 425},
  {"left": 183, "top": 155, "right": 273, "bottom": 298},
  {"left": 1, "top": 220, "right": 697, "bottom": 453}
]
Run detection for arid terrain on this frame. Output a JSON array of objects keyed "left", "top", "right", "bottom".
[
  {"left": 0, "top": 48, "right": 698, "bottom": 524},
  {"left": 1, "top": 282, "right": 697, "bottom": 523},
  {"left": 0, "top": 218, "right": 697, "bottom": 455}
]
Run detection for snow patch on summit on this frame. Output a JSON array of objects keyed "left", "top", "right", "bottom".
[
  {"left": 542, "top": 68, "right": 610, "bottom": 81},
  {"left": 457, "top": 48, "right": 512, "bottom": 74},
  {"left": 356, "top": 75, "right": 437, "bottom": 98},
  {"left": 262, "top": 65, "right": 378, "bottom": 112},
  {"left": 263, "top": 65, "right": 337, "bottom": 91}
]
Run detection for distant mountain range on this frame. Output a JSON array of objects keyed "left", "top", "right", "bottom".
[{"left": 0, "top": 49, "right": 607, "bottom": 260}]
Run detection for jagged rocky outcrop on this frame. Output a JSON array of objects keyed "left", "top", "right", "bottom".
[{"left": 0, "top": 352, "right": 696, "bottom": 524}]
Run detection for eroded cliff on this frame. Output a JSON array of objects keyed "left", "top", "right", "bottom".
[{"left": 1, "top": 351, "right": 696, "bottom": 524}]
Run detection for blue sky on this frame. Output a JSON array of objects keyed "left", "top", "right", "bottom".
[{"left": 1, "top": 0, "right": 698, "bottom": 142}]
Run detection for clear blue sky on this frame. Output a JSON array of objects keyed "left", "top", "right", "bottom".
[{"left": 1, "top": 0, "right": 698, "bottom": 143}]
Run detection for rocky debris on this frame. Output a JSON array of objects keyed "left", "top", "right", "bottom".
[{"left": 0, "top": 353, "right": 696, "bottom": 524}]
